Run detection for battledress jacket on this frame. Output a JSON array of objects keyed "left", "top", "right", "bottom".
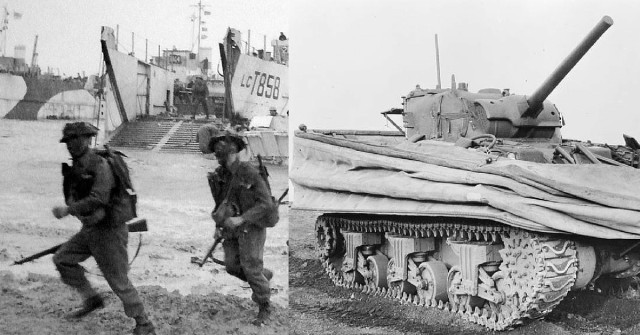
[
  {"left": 64, "top": 149, "right": 134, "bottom": 227},
  {"left": 208, "top": 160, "right": 273, "bottom": 229},
  {"left": 193, "top": 80, "right": 209, "bottom": 99}
]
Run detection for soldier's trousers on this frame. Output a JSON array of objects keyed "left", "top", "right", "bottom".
[
  {"left": 193, "top": 97, "right": 209, "bottom": 118},
  {"left": 53, "top": 224, "right": 145, "bottom": 318},
  {"left": 222, "top": 225, "right": 271, "bottom": 304}
]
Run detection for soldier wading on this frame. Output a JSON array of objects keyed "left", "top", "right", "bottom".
[
  {"left": 207, "top": 131, "right": 277, "bottom": 325},
  {"left": 51, "top": 122, "right": 155, "bottom": 335}
]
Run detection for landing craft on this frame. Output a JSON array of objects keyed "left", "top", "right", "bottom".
[
  {"left": 197, "top": 28, "right": 289, "bottom": 163},
  {"left": 292, "top": 16, "right": 640, "bottom": 330},
  {"left": 220, "top": 27, "right": 289, "bottom": 121},
  {"left": 95, "top": 23, "right": 288, "bottom": 161}
]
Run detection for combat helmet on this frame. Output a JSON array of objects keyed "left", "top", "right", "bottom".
[
  {"left": 207, "top": 129, "right": 246, "bottom": 152},
  {"left": 60, "top": 122, "right": 99, "bottom": 143}
]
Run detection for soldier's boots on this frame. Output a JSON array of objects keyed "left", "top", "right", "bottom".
[
  {"left": 69, "top": 295, "right": 104, "bottom": 319},
  {"left": 252, "top": 302, "right": 273, "bottom": 326},
  {"left": 133, "top": 321, "right": 156, "bottom": 335}
]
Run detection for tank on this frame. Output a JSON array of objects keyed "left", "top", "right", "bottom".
[{"left": 292, "top": 16, "right": 640, "bottom": 331}]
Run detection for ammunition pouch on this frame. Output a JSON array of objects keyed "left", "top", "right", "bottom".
[
  {"left": 62, "top": 162, "right": 95, "bottom": 204},
  {"left": 207, "top": 172, "right": 223, "bottom": 201},
  {"left": 62, "top": 163, "right": 72, "bottom": 202},
  {"left": 211, "top": 201, "right": 240, "bottom": 227}
]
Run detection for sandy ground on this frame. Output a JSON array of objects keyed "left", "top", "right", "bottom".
[
  {"left": 0, "top": 120, "right": 289, "bottom": 334},
  {"left": 289, "top": 209, "right": 640, "bottom": 335}
]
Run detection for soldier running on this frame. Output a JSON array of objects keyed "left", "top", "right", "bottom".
[
  {"left": 51, "top": 122, "right": 156, "bottom": 335},
  {"left": 207, "top": 131, "right": 275, "bottom": 325}
]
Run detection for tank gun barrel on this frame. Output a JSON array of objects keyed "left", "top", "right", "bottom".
[{"left": 523, "top": 16, "right": 613, "bottom": 118}]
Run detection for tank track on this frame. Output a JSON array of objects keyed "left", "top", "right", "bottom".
[{"left": 316, "top": 214, "right": 579, "bottom": 331}]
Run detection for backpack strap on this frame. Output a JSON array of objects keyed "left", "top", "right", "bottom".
[
  {"left": 98, "top": 145, "right": 138, "bottom": 217},
  {"left": 256, "top": 154, "right": 273, "bottom": 194}
]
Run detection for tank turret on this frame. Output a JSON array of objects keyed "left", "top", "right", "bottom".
[{"left": 403, "top": 16, "right": 613, "bottom": 144}]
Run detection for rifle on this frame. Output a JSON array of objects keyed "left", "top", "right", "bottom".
[
  {"left": 193, "top": 188, "right": 289, "bottom": 267},
  {"left": 12, "top": 217, "right": 148, "bottom": 265},
  {"left": 192, "top": 236, "right": 225, "bottom": 267},
  {"left": 277, "top": 188, "right": 289, "bottom": 205}
]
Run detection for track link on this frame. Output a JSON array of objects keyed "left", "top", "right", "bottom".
[{"left": 316, "top": 214, "right": 578, "bottom": 331}]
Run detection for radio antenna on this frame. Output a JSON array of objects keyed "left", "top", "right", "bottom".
[{"left": 435, "top": 34, "right": 442, "bottom": 89}]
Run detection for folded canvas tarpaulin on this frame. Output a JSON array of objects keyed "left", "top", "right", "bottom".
[{"left": 291, "top": 131, "right": 640, "bottom": 239}]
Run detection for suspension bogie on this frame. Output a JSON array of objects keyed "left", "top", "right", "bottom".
[
  {"left": 316, "top": 214, "right": 640, "bottom": 330},
  {"left": 336, "top": 228, "right": 508, "bottom": 304},
  {"left": 447, "top": 241, "right": 504, "bottom": 304},
  {"left": 317, "top": 215, "right": 586, "bottom": 330}
]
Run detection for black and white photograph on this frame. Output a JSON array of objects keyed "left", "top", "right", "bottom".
[
  {"left": 0, "top": 0, "right": 289, "bottom": 334},
  {"left": 289, "top": 0, "right": 640, "bottom": 334},
  {"left": 3, "top": 0, "right": 640, "bottom": 334}
]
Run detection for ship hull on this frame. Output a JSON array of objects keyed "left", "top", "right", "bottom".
[
  {"left": 0, "top": 73, "right": 95, "bottom": 120},
  {"left": 229, "top": 54, "right": 289, "bottom": 119}
]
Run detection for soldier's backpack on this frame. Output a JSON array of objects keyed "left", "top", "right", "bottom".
[
  {"left": 95, "top": 145, "right": 138, "bottom": 216},
  {"left": 256, "top": 155, "right": 280, "bottom": 228}
]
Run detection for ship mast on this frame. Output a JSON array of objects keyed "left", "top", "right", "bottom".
[
  {"left": 190, "top": 13, "right": 196, "bottom": 52},
  {"left": 435, "top": 34, "right": 441, "bottom": 89},
  {"left": 197, "top": 0, "right": 202, "bottom": 61},
  {"left": 31, "top": 34, "right": 38, "bottom": 69},
  {"left": 192, "top": 0, "right": 209, "bottom": 63}
]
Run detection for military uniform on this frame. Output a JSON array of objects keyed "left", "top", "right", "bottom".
[
  {"left": 52, "top": 123, "right": 153, "bottom": 334},
  {"left": 53, "top": 147, "right": 146, "bottom": 317},
  {"left": 208, "top": 159, "right": 273, "bottom": 305},
  {"left": 192, "top": 78, "right": 209, "bottom": 119}
]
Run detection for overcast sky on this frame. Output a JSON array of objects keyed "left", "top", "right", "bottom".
[
  {"left": 290, "top": 0, "right": 640, "bottom": 144},
  {"left": 2, "top": 0, "right": 289, "bottom": 76},
  {"left": 3, "top": 1, "right": 639, "bottom": 145}
]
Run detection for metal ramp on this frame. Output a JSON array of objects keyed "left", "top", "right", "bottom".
[
  {"left": 106, "top": 120, "right": 215, "bottom": 154},
  {"left": 106, "top": 120, "right": 289, "bottom": 159},
  {"left": 106, "top": 121, "right": 175, "bottom": 150},
  {"left": 159, "top": 121, "right": 202, "bottom": 153}
]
